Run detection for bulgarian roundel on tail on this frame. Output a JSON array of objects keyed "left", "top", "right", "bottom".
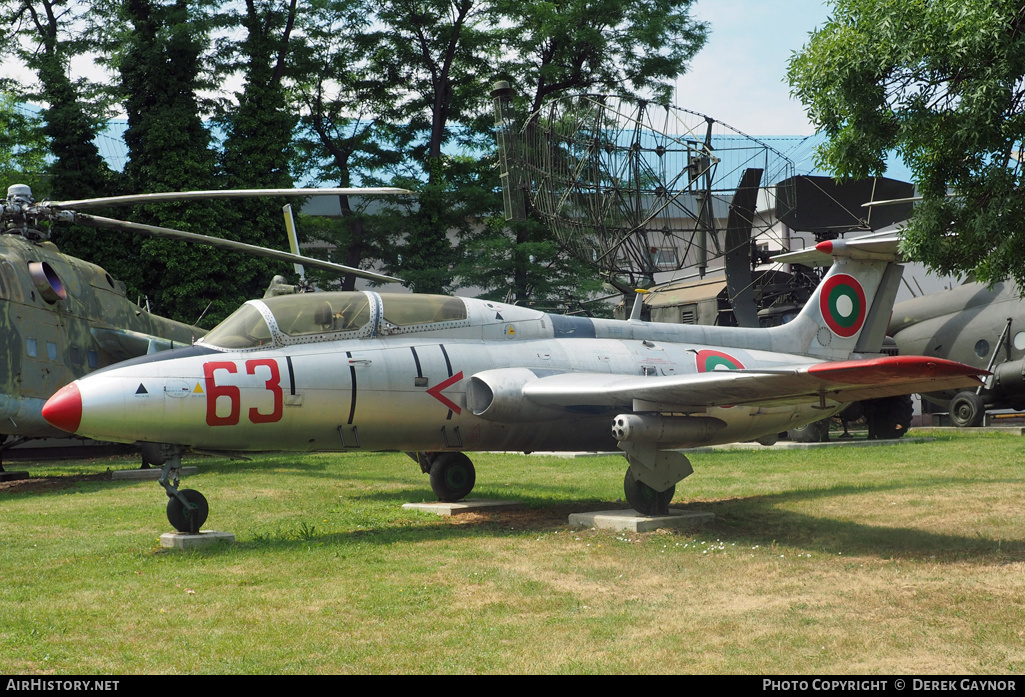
[{"left": 819, "top": 273, "right": 867, "bottom": 338}]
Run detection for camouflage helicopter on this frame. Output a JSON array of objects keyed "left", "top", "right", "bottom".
[
  {"left": 0, "top": 183, "right": 402, "bottom": 478},
  {"left": 860, "top": 196, "right": 1025, "bottom": 427},
  {"left": 889, "top": 279, "right": 1025, "bottom": 427}
]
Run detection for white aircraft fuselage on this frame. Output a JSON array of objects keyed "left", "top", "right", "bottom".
[
  {"left": 41, "top": 239, "right": 986, "bottom": 523},
  {"left": 49, "top": 311, "right": 832, "bottom": 454}
]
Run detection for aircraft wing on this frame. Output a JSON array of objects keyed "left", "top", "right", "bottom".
[{"left": 519, "top": 356, "right": 986, "bottom": 412}]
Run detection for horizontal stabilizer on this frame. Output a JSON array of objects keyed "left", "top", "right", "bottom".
[{"left": 773, "top": 232, "right": 901, "bottom": 266}]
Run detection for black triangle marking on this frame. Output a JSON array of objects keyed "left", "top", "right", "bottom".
[
  {"left": 136, "top": 384, "right": 148, "bottom": 395},
  {"left": 495, "top": 312, "right": 504, "bottom": 320}
]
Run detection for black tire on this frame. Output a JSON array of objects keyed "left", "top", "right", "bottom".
[
  {"left": 949, "top": 391, "right": 985, "bottom": 428},
  {"left": 166, "top": 489, "right": 209, "bottom": 533},
  {"left": 787, "top": 418, "right": 830, "bottom": 443},
  {"left": 623, "top": 469, "right": 675, "bottom": 516},
  {"left": 865, "top": 395, "right": 914, "bottom": 439},
  {"left": 429, "top": 453, "right": 476, "bottom": 502}
]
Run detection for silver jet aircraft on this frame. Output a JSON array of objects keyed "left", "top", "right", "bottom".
[{"left": 42, "top": 236, "right": 985, "bottom": 532}]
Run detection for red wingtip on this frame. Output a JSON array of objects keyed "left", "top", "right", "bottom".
[
  {"left": 42, "top": 383, "right": 83, "bottom": 434},
  {"left": 815, "top": 240, "right": 834, "bottom": 254}
]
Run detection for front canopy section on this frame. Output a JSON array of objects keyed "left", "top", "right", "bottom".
[
  {"left": 200, "top": 292, "right": 373, "bottom": 349},
  {"left": 199, "top": 303, "right": 275, "bottom": 349},
  {"left": 198, "top": 291, "right": 470, "bottom": 349}
]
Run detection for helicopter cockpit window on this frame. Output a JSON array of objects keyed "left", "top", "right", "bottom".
[
  {"left": 379, "top": 293, "right": 467, "bottom": 326},
  {"left": 265, "top": 292, "right": 372, "bottom": 337},
  {"left": 0, "top": 261, "right": 19, "bottom": 302},
  {"left": 201, "top": 304, "right": 274, "bottom": 349}
]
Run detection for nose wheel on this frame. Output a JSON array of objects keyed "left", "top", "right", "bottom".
[
  {"left": 152, "top": 444, "right": 209, "bottom": 534},
  {"left": 166, "top": 489, "right": 209, "bottom": 534}
]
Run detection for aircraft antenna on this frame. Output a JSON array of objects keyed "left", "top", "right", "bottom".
[{"left": 194, "top": 301, "right": 213, "bottom": 327}]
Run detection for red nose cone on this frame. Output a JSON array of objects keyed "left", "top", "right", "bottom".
[{"left": 43, "top": 383, "right": 83, "bottom": 434}]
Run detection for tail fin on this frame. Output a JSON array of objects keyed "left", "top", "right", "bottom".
[{"left": 767, "top": 235, "right": 903, "bottom": 361}]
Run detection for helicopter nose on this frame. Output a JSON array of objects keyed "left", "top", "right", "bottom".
[{"left": 43, "top": 383, "right": 83, "bottom": 434}]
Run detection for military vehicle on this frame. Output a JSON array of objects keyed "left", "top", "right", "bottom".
[
  {"left": 0, "top": 184, "right": 402, "bottom": 477},
  {"left": 889, "top": 280, "right": 1025, "bottom": 427},
  {"left": 42, "top": 235, "right": 984, "bottom": 530}
]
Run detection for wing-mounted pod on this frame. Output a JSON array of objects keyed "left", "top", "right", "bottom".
[
  {"left": 611, "top": 413, "right": 726, "bottom": 446},
  {"left": 611, "top": 413, "right": 727, "bottom": 494}
]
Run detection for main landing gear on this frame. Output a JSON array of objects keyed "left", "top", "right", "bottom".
[
  {"left": 410, "top": 449, "right": 686, "bottom": 516},
  {"left": 145, "top": 443, "right": 209, "bottom": 534},
  {"left": 619, "top": 444, "right": 693, "bottom": 516},
  {"left": 411, "top": 451, "right": 477, "bottom": 502},
  {"left": 623, "top": 469, "right": 676, "bottom": 516}
]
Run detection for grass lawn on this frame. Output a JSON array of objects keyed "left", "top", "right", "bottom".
[{"left": 1, "top": 430, "right": 1023, "bottom": 674}]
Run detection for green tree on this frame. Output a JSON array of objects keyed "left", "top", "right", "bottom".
[
  {"left": 494, "top": 0, "right": 708, "bottom": 115},
  {"left": 213, "top": 0, "right": 301, "bottom": 294},
  {"left": 0, "top": 93, "right": 48, "bottom": 193},
  {"left": 474, "top": 0, "right": 708, "bottom": 304},
  {"left": 2, "top": 0, "right": 116, "bottom": 200},
  {"left": 788, "top": 0, "right": 1025, "bottom": 287},
  {"left": 117, "top": 0, "right": 236, "bottom": 325},
  {"left": 370, "top": 0, "right": 498, "bottom": 294},
  {"left": 215, "top": 0, "right": 297, "bottom": 191},
  {"left": 2, "top": 0, "right": 124, "bottom": 278},
  {"left": 289, "top": 0, "right": 408, "bottom": 291}
]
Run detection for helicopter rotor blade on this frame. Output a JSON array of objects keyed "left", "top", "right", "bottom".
[
  {"left": 73, "top": 213, "right": 402, "bottom": 285},
  {"left": 44, "top": 187, "right": 411, "bottom": 211}
]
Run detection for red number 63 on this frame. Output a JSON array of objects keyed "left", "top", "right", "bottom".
[{"left": 204, "top": 360, "right": 283, "bottom": 426}]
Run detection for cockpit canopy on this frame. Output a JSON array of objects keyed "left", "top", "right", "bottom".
[{"left": 200, "top": 291, "right": 468, "bottom": 349}]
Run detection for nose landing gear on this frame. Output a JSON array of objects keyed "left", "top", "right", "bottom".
[{"left": 150, "top": 444, "right": 209, "bottom": 534}]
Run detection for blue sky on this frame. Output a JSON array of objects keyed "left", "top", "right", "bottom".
[{"left": 675, "top": 0, "right": 832, "bottom": 136}]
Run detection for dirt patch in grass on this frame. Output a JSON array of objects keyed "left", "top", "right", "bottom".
[{"left": 0, "top": 471, "right": 111, "bottom": 494}]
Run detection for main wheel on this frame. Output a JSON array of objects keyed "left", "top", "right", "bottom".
[
  {"left": 949, "top": 391, "right": 985, "bottom": 428},
  {"left": 787, "top": 417, "right": 830, "bottom": 443},
  {"left": 623, "top": 470, "right": 675, "bottom": 516},
  {"left": 429, "top": 453, "right": 476, "bottom": 502},
  {"left": 166, "top": 489, "right": 209, "bottom": 533}
]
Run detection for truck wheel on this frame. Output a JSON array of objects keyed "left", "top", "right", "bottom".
[{"left": 865, "top": 395, "right": 914, "bottom": 439}]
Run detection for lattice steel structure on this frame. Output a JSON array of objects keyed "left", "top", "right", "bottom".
[{"left": 493, "top": 89, "right": 796, "bottom": 289}]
